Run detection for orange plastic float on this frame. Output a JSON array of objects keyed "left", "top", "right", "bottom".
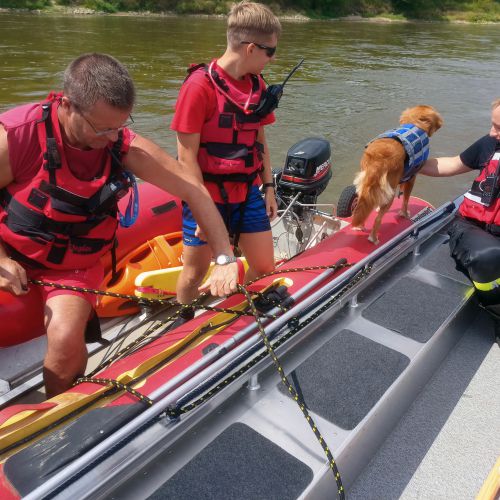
[
  {"left": 100, "top": 184, "right": 182, "bottom": 273},
  {"left": 96, "top": 232, "right": 183, "bottom": 317}
]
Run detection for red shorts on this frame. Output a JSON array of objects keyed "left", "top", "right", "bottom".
[{"left": 27, "top": 262, "right": 104, "bottom": 307}]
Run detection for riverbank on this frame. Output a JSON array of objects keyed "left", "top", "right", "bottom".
[{"left": 1, "top": 1, "right": 500, "bottom": 23}]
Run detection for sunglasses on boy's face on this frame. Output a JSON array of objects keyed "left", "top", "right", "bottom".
[{"left": 240, "top": 41, "right": 276, "bottom": 58}]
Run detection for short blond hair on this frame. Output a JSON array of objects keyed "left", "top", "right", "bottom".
[
  {"left": 492, "top": 98, "right": 500, "bottom": 110},
  {"left": 227, "top": 2, "right": 281, "bottom": 49}
]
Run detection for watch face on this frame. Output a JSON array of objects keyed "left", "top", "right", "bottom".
[
  {"left": 215, "top": 255, "right": 235, "bottom": 265},
  {"left": 216, "top": 255, "right": 228, "bottom": 265}
]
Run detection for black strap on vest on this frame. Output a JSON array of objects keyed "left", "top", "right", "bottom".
[
  {"left": 38, "top": 103, "right": 61, "bottom": 185},
  {"left": 202, "top": 170, "right": 260, "bottom": 248},
  {"left": 38, "top": 100, "right": 124, "bottom": 199},
  {"left": 110, "top": 238, "right": 119, "bottom": 283},
  {"left": 4, "top": 193, "right": 108, "bottom": 237},
  {"left": 199, "top": 141, "right": 264, "bottom": 169},
  {"left": 2, "top": 241, "right": 46, "bottom": 269}
]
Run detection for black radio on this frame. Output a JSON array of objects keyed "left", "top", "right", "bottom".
[
  {"left": 254, "top": 59, "right": 304, "bottom": 118},
  {"left": 89, "top": 173, "right": 132, "bottom": 214}
]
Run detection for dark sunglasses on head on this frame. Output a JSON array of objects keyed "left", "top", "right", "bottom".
[{"left": 240, "top": 41, "right": 276, "bottom": 58}]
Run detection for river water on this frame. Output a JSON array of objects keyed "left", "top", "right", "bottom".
[{"left": 1, "top": 12, "right": 499, "bottom": 206}]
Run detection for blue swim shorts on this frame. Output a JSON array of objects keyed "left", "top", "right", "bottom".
[{"left": 182, "top": 185, "right": 271, "bottom": 247}]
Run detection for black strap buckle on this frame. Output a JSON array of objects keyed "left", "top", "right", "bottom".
[{"left": 45, "top": 137, "right": 61, "bottom": 170}]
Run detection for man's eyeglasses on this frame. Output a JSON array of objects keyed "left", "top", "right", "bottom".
[
  {"left": 74, "top": 104, "right": 134, "bottom": 137},
  {"left": 240, "top": 41, "right": 276, "bottom": 58}
]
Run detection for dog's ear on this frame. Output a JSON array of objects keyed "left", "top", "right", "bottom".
[
  {"left": 427, "top": 109, "right": 444, "bottom": 136},
  {"left": 419, "top": 108, "right": 443, "bottom": 136}
]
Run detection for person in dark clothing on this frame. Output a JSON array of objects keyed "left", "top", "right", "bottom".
[{"left": 420, "top": 98, "right": 500, "bottom": 344}]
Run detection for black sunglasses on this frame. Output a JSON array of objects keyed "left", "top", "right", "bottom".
[{"left": 241, "top": 41, "right": 276, "bottom": 58}]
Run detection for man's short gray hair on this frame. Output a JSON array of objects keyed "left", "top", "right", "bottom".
[
  {"left": 492, "top": 98, "right": 500, "bottom": 111},
  {"left": 63, "top": 53, "right": 135, "bottom": 112}
]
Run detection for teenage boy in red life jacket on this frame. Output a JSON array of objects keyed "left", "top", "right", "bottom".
[
  {"left": 420, "top": 98, "right": 500, "bottom": 344},
  {"left": 171, "top": 1, "right": 281, "bottom": 321},
  {"left": 0, "top": 53, "right": 239, "bottom": 397}
]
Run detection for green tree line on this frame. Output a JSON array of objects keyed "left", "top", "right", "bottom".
[{"left": 2, "top": 0, "right": 500, "bottom": 21}]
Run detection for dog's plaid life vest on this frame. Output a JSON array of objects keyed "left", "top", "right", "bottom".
[{"left": 371, "top": 124, "right": 430, "bottom": 183}]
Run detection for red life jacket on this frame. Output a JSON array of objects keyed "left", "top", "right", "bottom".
[
  {"left": 0, "top": 94, "right": 131, "bottom": 270},
  {"left": 459, "top": 148, "right": 500, "bottom": 232},
  {"left": 188, "top": 61, "right": 267, "bottom": 204}
]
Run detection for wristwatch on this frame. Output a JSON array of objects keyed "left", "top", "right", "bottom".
[{"left": 215, "top": 254, "right": 237, "bottom": 265}]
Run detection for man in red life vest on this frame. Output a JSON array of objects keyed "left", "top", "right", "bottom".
[
  {"left": 420, "top": 98, "right": 500, "bottom": 343},
  {"left": 0, "top": 53, "right": 239, "bottom": 397},
  {"left": 171, "top": 2, "right": 281, "bottom": 323}
]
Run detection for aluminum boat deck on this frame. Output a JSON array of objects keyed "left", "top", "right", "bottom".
[{"left": 3, "top": 198, "right": 497, "bottom": 500}]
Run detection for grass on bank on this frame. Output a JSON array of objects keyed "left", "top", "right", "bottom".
[{"left": 1, "top": 0, "right": 500, "bottom": 21}]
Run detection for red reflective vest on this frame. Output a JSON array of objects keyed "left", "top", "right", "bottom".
[
  {"left": 0, "top": 94, "right": 130, "bottom": 270},
  {"left": 188, "top": 61, "right": 267, "bottom": 203},
  {"left": 459, "top": 149, "right": 500, "bottom": 228}
]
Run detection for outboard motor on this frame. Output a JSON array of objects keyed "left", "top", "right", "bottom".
[
  {"left": 276, "top": 137, "right": 332, "bottom": 218},
  {"left": 273, "top": 138, "right": 333, "bottom": 257}
]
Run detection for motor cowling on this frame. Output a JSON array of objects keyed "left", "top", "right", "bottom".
[{"left": 276, "top": 137, "right": 332, "bottom": 214}]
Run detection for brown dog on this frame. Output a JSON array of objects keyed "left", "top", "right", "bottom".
[{"left": 351, "top": 105, "right": 443, "bottom": 244}]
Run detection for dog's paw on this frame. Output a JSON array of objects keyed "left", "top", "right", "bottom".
[
  {"left": 398, "top": 209, "right": 411, "bottom": 219},
  {"left": 368, "top": 234, "right": 380, "bottom": 245}
]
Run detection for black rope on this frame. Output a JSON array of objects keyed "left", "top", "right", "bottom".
[
  {"left": 74, "top": 377, "right": 153, "bottom": 406},
  {"left": 237, "top": 283, "right": 345, "bottom": 499},
  {"left": 28, "top": 260, "right": 352, "bottom": 374},
  {"left": 166, "top": 264, "right": 372, "bottom": 497}
]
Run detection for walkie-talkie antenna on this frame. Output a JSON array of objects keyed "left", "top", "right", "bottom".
[{"left": 282, "top": 58, "right": 305, "bottom": 87}]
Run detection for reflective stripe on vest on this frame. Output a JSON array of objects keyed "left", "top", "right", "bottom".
[{"left": 472, "top": 277, "right": 500, "bottom": 292}]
